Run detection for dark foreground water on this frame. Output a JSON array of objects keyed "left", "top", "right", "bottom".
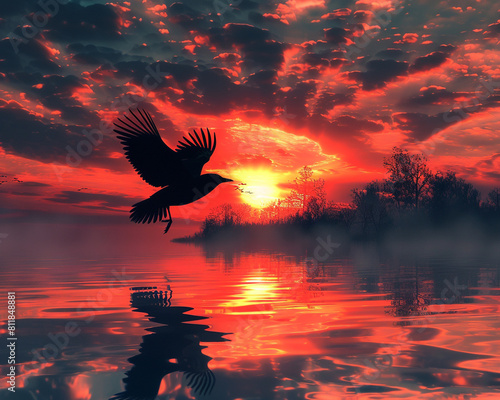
[{"left": 0, "top": 223, "right": 499, "bottom": 399}]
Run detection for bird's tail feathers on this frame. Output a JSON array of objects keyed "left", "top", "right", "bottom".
[{"left": 130, "top": 198, "right": 167, "bottom": 224}]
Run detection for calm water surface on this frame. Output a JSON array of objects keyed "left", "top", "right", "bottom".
[{"left": 1, "top": 227, "right": 499, "bottom": 400}]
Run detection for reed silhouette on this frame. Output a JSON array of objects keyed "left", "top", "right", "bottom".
[
  {"left": 109, "top": 287, "right": 230, "bottom": 400},
  {"left": 114, "top": 109, "right": 232, "bottom": 234}
]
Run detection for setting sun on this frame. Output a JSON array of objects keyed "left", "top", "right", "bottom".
[{"left": 231, "top": 168, "right": 286, "bottom": 208}]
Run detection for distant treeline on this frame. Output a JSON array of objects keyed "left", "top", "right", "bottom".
[{"left": 177, "top": 147, "right": 500, "bottom": 243}]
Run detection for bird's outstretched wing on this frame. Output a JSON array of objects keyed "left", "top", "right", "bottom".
[
  {"left": 114, "top": 109, "right": 182, "bottom": 187},
  {"left": 175, "top": 128, "right": 216, "bottom": 178},
  {"left": 108, "top": 360, "right": 169, "bottom": 400},
  {"left": 109, "top": 363, "right": 216, "bottom": 400}
]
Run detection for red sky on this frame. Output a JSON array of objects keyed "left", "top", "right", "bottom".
[{"left": 1, "top": 0, "right": 500, "bottom": 223}]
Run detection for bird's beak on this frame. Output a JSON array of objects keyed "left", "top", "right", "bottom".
[{"left": 223, "top": 178, "right": 233, "bottom": 183}]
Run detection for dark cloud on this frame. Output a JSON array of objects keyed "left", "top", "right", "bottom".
[
  {"left": 246, "top": 69, "right": 278, "bottom": 86},
  {"left": 150, "top": 61, "right": 199, "bottom": 84},
  {"left": 68, "top": 43, "right": 123, "bottom": 66},
  {"left": 176, "top": 66, "right": 282, "bottom": 117},
  {"left": 375, "top": 49, "right": 406, "bottom": 59},
  {"left": 46, "top": 190, "right": 139, "bottom": 211},
  {"left": 1, "top": 191, "right": 39, "bottom": 197},
  {"left": 238, "top": 39, "right": 285, "bottom": 69},
  {"left": 213, "top": 53, "right": 241, "bottom": 64},
  {"left": 209, "top": 23, "right": 268, "bottom": 46},
  {"left": 393, "top": 112, "right": 459, "bottom": 141},
  {"left": 235, "top": 0, "right": 260, "bottom": 10},
  {"left": 0, "top": 0, "right": 40, "bottom": 17},
  {"left": 0, "top": 38, "right": 60, "bottom": 73},
  {"left": 284, "top": 81, "right": 317, "bottom": 120},
  {"left": 482, "top": 170, "right": 500, "bottom": 180},
  {"left": 28, "top": 58, "right": 59, "bottom": 72},
  {"left": 402, "top": 86, "right": 468, "bottom": 107},
  {"left": 437, "top": 44, "right": 457, "bottom": 54},
  {"left": 324, "top": 27, "right": 349, "bottom": 45},
  {"left": 307, "top": 114, "right": 385, "bottom": 160},
  {"left": 45, "top": 3, "right": 121, "bottom": 42},
  {"left": 330, "top": 58, "right": 349, "bottom": 69},
  {"left": 0, "top": 181, "right": 51, "bottom": 197},
  {"left": 17, "top": 181, "right": 51, "bottom": 187},
  {"left": 331, "top": 115, "right": 384, "bottom": 135},
  {"left": 0, "top": 99, "right": 123, "bottom": 171},
  {"left": 167, "top": 2, "right": 208, "bottom": 30},
  {"left": 244, "top": 70, "right": 281, "bottom": 114},
  {"left": 314, "top": 92, "right": 354, "bottom": 115},
  {"left": 25, "top": 74, "right": 99, "bottom": 125},
  {"left": 113, "top": 59, "right": 283, "bottom": 116},
  {"left": 0, "top": 103, "right": 94, "bottom": 162},
  {"left": 233, "top": 0, "right": 260, "bottom": 10},
  {"left": 349, "top": 59, "right": 409, "bottom": 91},
  {"left": 248, "top": 11, "right": 287, "bottom": 26},
  {"left": 208, "top": 23, "right": 286, "bottom": 70},
  {"left": 409, "top": 51, "right": 448, "bottom": 73},
  {"left": 179, "top": 68, "right": 242, "bottom": 114},
  {"left": 484, "top": 20, "right": 500, "bottom": 38},
  {"left": 397, "top": 86, "right": 500, "bottom": 140},
  {"left": 476, "top": 153, "right": 500, "bottom": 169},
  {"left": 353, "top": 10, "right": 372, "bottom": 23},
  {"left": 302, "top": 52, "right": 330, "bottom": 67},
  {"left": 112, "top": 60, "right": 150, "bottom": 83},
  {"left": 473, "top": 154, "right": 500, "bottom": 180},
  {"left": 113, "top": 60, "right": 197, "bottom": 90},
  {"left": 0, "top": 40, "right": 23, "bottom": 72},
  {"left": 309, "top": 113, "right": 383, "bottom": 139},
  {"left": 321, "top": 9, "right": 352, "bottom": 20}
]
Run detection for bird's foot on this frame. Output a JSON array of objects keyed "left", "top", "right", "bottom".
[{"left": 162, "top": 219, "right": 172, "bottom": 234}]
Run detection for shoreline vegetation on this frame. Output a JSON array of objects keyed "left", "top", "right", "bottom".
[{"left": 174, "top": 147, "right": 500, "bottom": 254}]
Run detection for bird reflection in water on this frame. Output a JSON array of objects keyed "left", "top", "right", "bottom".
[{"left": 110, "top": 286, "right": 230, "bottom": 400}]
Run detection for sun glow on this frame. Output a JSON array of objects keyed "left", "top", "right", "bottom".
[{"left": 231, "top": 168, "right": 285, "bottom": 208}]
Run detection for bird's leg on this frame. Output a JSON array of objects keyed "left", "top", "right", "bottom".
[
  {"left": 163, "top": 220, "right": 172, "bottom": 234},
  {"left": 161, "top": 206, "right": 172, "bottom": 234}
]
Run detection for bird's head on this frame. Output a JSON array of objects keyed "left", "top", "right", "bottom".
[
  {"left": 206, "top": 174, "right": 233, "bottom": 184},
  {"left": 190, "top": 174, "right": 232, "bottom": 201},
  {"left": 220, "top": 176, "right": 233, "bottom": 183},
  {"left": 195, "top": 174, "right": 233, "bottom": 198}
]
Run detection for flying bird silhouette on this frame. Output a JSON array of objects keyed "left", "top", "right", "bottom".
[{"left": 114, "top": 109, "right": 232, "bottom": 234}]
